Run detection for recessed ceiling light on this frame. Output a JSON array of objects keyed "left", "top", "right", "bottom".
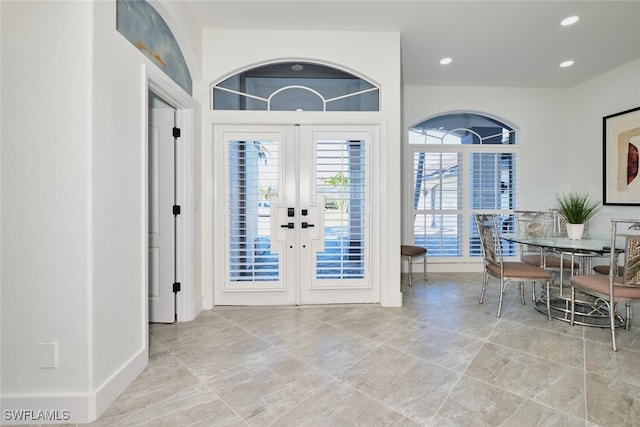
[
  {"left": 561, "top": 16, "right": 579, "bottom": 26},
  {"left": 291, "top": 64, "right": 304, "bottom": 71},
  {"left": 560, "top": 60, "right": 574, "bottom": 68},
  {"left": 440, "top": 57, "right": 453, "bottom": 65}
]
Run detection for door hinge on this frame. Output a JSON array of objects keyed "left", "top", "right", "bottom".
[
  {"left": 173, "top": 205, "right": 181, "bottom": 215},
  {"left": 173, "top": 282, "right": 181, "bottom": 293},
  {"left": 172, "top": 127, "right": 181, "bottom": 138}
]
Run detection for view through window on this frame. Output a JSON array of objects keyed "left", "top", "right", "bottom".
[
  {"left": 212, "top": 61, "right": 379, "bottom": 112},
  {"left": 408, "top": 113, "right": 518, "bottom": 260}
]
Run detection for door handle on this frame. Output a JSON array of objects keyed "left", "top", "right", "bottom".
[
  {"left": 281, "top": 222, "right": 294, "bottom": 229},
  {"left": 301, "top": 222, "right": 314, "bottom": 229}
]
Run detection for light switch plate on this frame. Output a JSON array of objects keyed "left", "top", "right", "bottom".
[{"left": 38, "top": 342, "right": 58, "bottom": 368}]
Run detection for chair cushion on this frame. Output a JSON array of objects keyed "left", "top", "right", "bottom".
[
  {"left": 592, "top": 265, "right": 624, "bottom": 276},
  {"left": 487, "top": 262, "right": 551, "bottom": 280},
  {"left": 570, "top": 274, "right": 640, "bottom": 299},
  {"left": 521, "top": 254, "right": 543, "bottom": 266},
  {"left": 543, "top": 255, "right": 579, "bottom": 269},
  {"left": 401, "top": 245, "right": 427, "bottom": 256},
  {"left": 521, "top": 254, "right": 577, "bottom": 269}
]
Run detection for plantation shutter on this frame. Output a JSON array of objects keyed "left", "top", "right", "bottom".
[
  {"left": 227, "top": 139, "right": 280, "bottom": 282},
  {"left": 315, "top": 139, "right": 367, "bottom": 280}
]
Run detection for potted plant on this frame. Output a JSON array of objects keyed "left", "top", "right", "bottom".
[{"left": 553, "top": 192, "right": 602, "bottom": 239}]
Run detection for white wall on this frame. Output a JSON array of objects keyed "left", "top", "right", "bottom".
[
  {"left": 1, "top": 0, "right": 201, "bottom": 423},
  {"left": 566, "top": 59, "right": 640, "bottom": 236},
  {"left": 1, "top": 0, "right": 93, "bottom": 399},
  {"left": 91, "top": 1, "right": 150, "bottom": 414},
  {"left": 198, "top": 29, "right": 403, "bottom": 306}
]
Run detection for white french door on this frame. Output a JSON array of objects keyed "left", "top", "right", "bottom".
[{"left": 214, "top": 125, "right": 377, "bottom": 305}]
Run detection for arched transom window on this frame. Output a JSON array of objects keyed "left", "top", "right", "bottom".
[
  {"left": 212, "top": 61, "right": 379, "bottom": 112},
  {"left": 408, "top": 112, "right": 519, "bottom": 261}
]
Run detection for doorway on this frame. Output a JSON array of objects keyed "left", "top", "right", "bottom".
[
  {"left": 214, "top": 125, "right": 378, "bottom": 305},
  {"left": 148, "top": 91, "right": 177, "bottom": 323}
]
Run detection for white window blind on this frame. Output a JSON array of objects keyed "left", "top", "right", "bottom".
[
  {"left": 227, "top": 139, "right": 280, "bottom": 281},
  {"left": 315, "top": 139, "right": 366, "bottom": 279},
  {"left": 412, "top": 151, "right": 464, "bottom": 256},
  {"left": 409, "top": 113, "right": 518, "bottom": 261}
]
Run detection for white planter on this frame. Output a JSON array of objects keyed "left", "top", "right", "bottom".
[{"left": 566, "top": 223, "right": 585, "bottom": 240}]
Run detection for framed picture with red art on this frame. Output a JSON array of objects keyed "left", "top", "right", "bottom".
[{"left": 603, "top": 106, "right": 640, "bottom": 205}]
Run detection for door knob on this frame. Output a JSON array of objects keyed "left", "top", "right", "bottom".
[
  {"left": 301, "top": 222, "right": 314, "bottom": 229},
  {"left": 281, "top": 222, "right": 294, "bottom": 229}
]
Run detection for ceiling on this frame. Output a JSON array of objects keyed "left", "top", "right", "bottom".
[{"left": 182, "top": 0, "right": 640, "bottom": 88}]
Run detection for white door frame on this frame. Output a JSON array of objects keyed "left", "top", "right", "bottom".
[
  {"left": 144, "top": 65, "right": 198, "bottom": 322},
  {"left": 205, "top": 118, "right": 383, "bottom": 307}
]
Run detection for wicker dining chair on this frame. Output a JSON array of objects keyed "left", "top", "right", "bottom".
[
  {"left": 569, "top": 218, "right": 640, "bottom": 351},
  {"left": 591, "top": 221, "right": 640, "bottom": 276},
  {"left": 474, "top": 213, "right": 552, "bottom": 318}
]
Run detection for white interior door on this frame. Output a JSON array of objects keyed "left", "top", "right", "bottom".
[
  {"left": 215, "top": 125, "right": 377, "bottom": 305},
  {"left": 148, "top": 105, "right": 176, "bottom": 322}
]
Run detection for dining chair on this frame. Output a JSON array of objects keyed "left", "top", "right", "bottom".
[
  {"left": 591, "top": 226, "right": 636, "bottom": 276},
  {"left": 474, "top": 213, "right": 552, "bottom": 318},
  {"left": 514, "top": 210, "right": 578, "bottom": 296},
  {"left": 569, "top": 218, "right": 640, "bottom": 351},
  {"left": 593, "top": 264, "right": 624, "bottom": 276}
]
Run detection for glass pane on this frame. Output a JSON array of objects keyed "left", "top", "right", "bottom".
[
  {"left": 227, "top": 140, "right": 280, "bottom": 282},
  {"left": 412, "top": 151, "right": 463, "bottom": 257},
  {"left": 327, "top": 89, "right": 379, "bottom": 111},
  {"left": 213, "top": 89, "right": 268, "bottom": 111},
  {"left": 270, "top": 87, "right": 323, "bottom": 111},
  {"left": 470, "top": 153, "right": 515, "bottom": 210},
  {"left": 315, "top": 139, "right": 366, "bottom": 279},
  {"left": 409, "top": 113, "right": 515, "bottom": 145},
  {"left": 414, "top": 213, "right": 462, "bottom": 257},
  {"left": 412, "top": 152, "right": 461, "bottom": 211},
  {"left": 212, "top": 61, "right": 379, "bottom": 111}
]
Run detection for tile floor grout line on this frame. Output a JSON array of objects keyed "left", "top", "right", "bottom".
[
  {"left": 582, "top": 325, "right": 589, "bottom": 427},
  {"left": 164, "top": 350, "right": 252, "bottom": 426}
]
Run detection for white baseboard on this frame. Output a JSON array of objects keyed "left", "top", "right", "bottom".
[
  {"left": 1, "top": 349, "right": 147, "bottom": 425},
  {"left": 178, "top": 295, "right": 203, "bottom": 322},
  {"left": 93, "top": 348, "right": 148, "bottom": 420},
  {"left": 381, "top": 290, "right": 403, "bottom": 307}
]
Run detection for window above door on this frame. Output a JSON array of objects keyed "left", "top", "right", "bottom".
[{"left": 212, "top": 61, "right": 379, "bottom": 111}]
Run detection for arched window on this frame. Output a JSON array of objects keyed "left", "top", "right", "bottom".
[
  {"left": 212, "top": 61, "right": 379, "bottom": 111},
  {"left": 408, "top": 112, "right": 518, "bottom": 260}
]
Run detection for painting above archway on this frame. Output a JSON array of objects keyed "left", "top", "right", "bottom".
[{"left": 116, "top": 0, "right": 192, "bottom": 95}]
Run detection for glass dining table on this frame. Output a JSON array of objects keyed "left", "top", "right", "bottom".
[{"left": 501, "top": 232, "right": 625, "bottom": 327}]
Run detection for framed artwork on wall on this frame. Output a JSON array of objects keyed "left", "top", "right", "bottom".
[{"left": 603, "top": 106, "right": 640, "bottom": 205}]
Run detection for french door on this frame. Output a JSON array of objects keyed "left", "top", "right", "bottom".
[{"left": 214, "top": 125, "right": 377, "bottom": 305}]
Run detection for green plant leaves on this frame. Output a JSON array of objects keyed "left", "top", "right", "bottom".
[{"left": 554, "top": 192, "right": 602, "bottom": 224}]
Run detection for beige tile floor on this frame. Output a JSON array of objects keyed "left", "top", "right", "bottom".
[{"left": 88, "top": 273, "right": 640, "bottom": 426}]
